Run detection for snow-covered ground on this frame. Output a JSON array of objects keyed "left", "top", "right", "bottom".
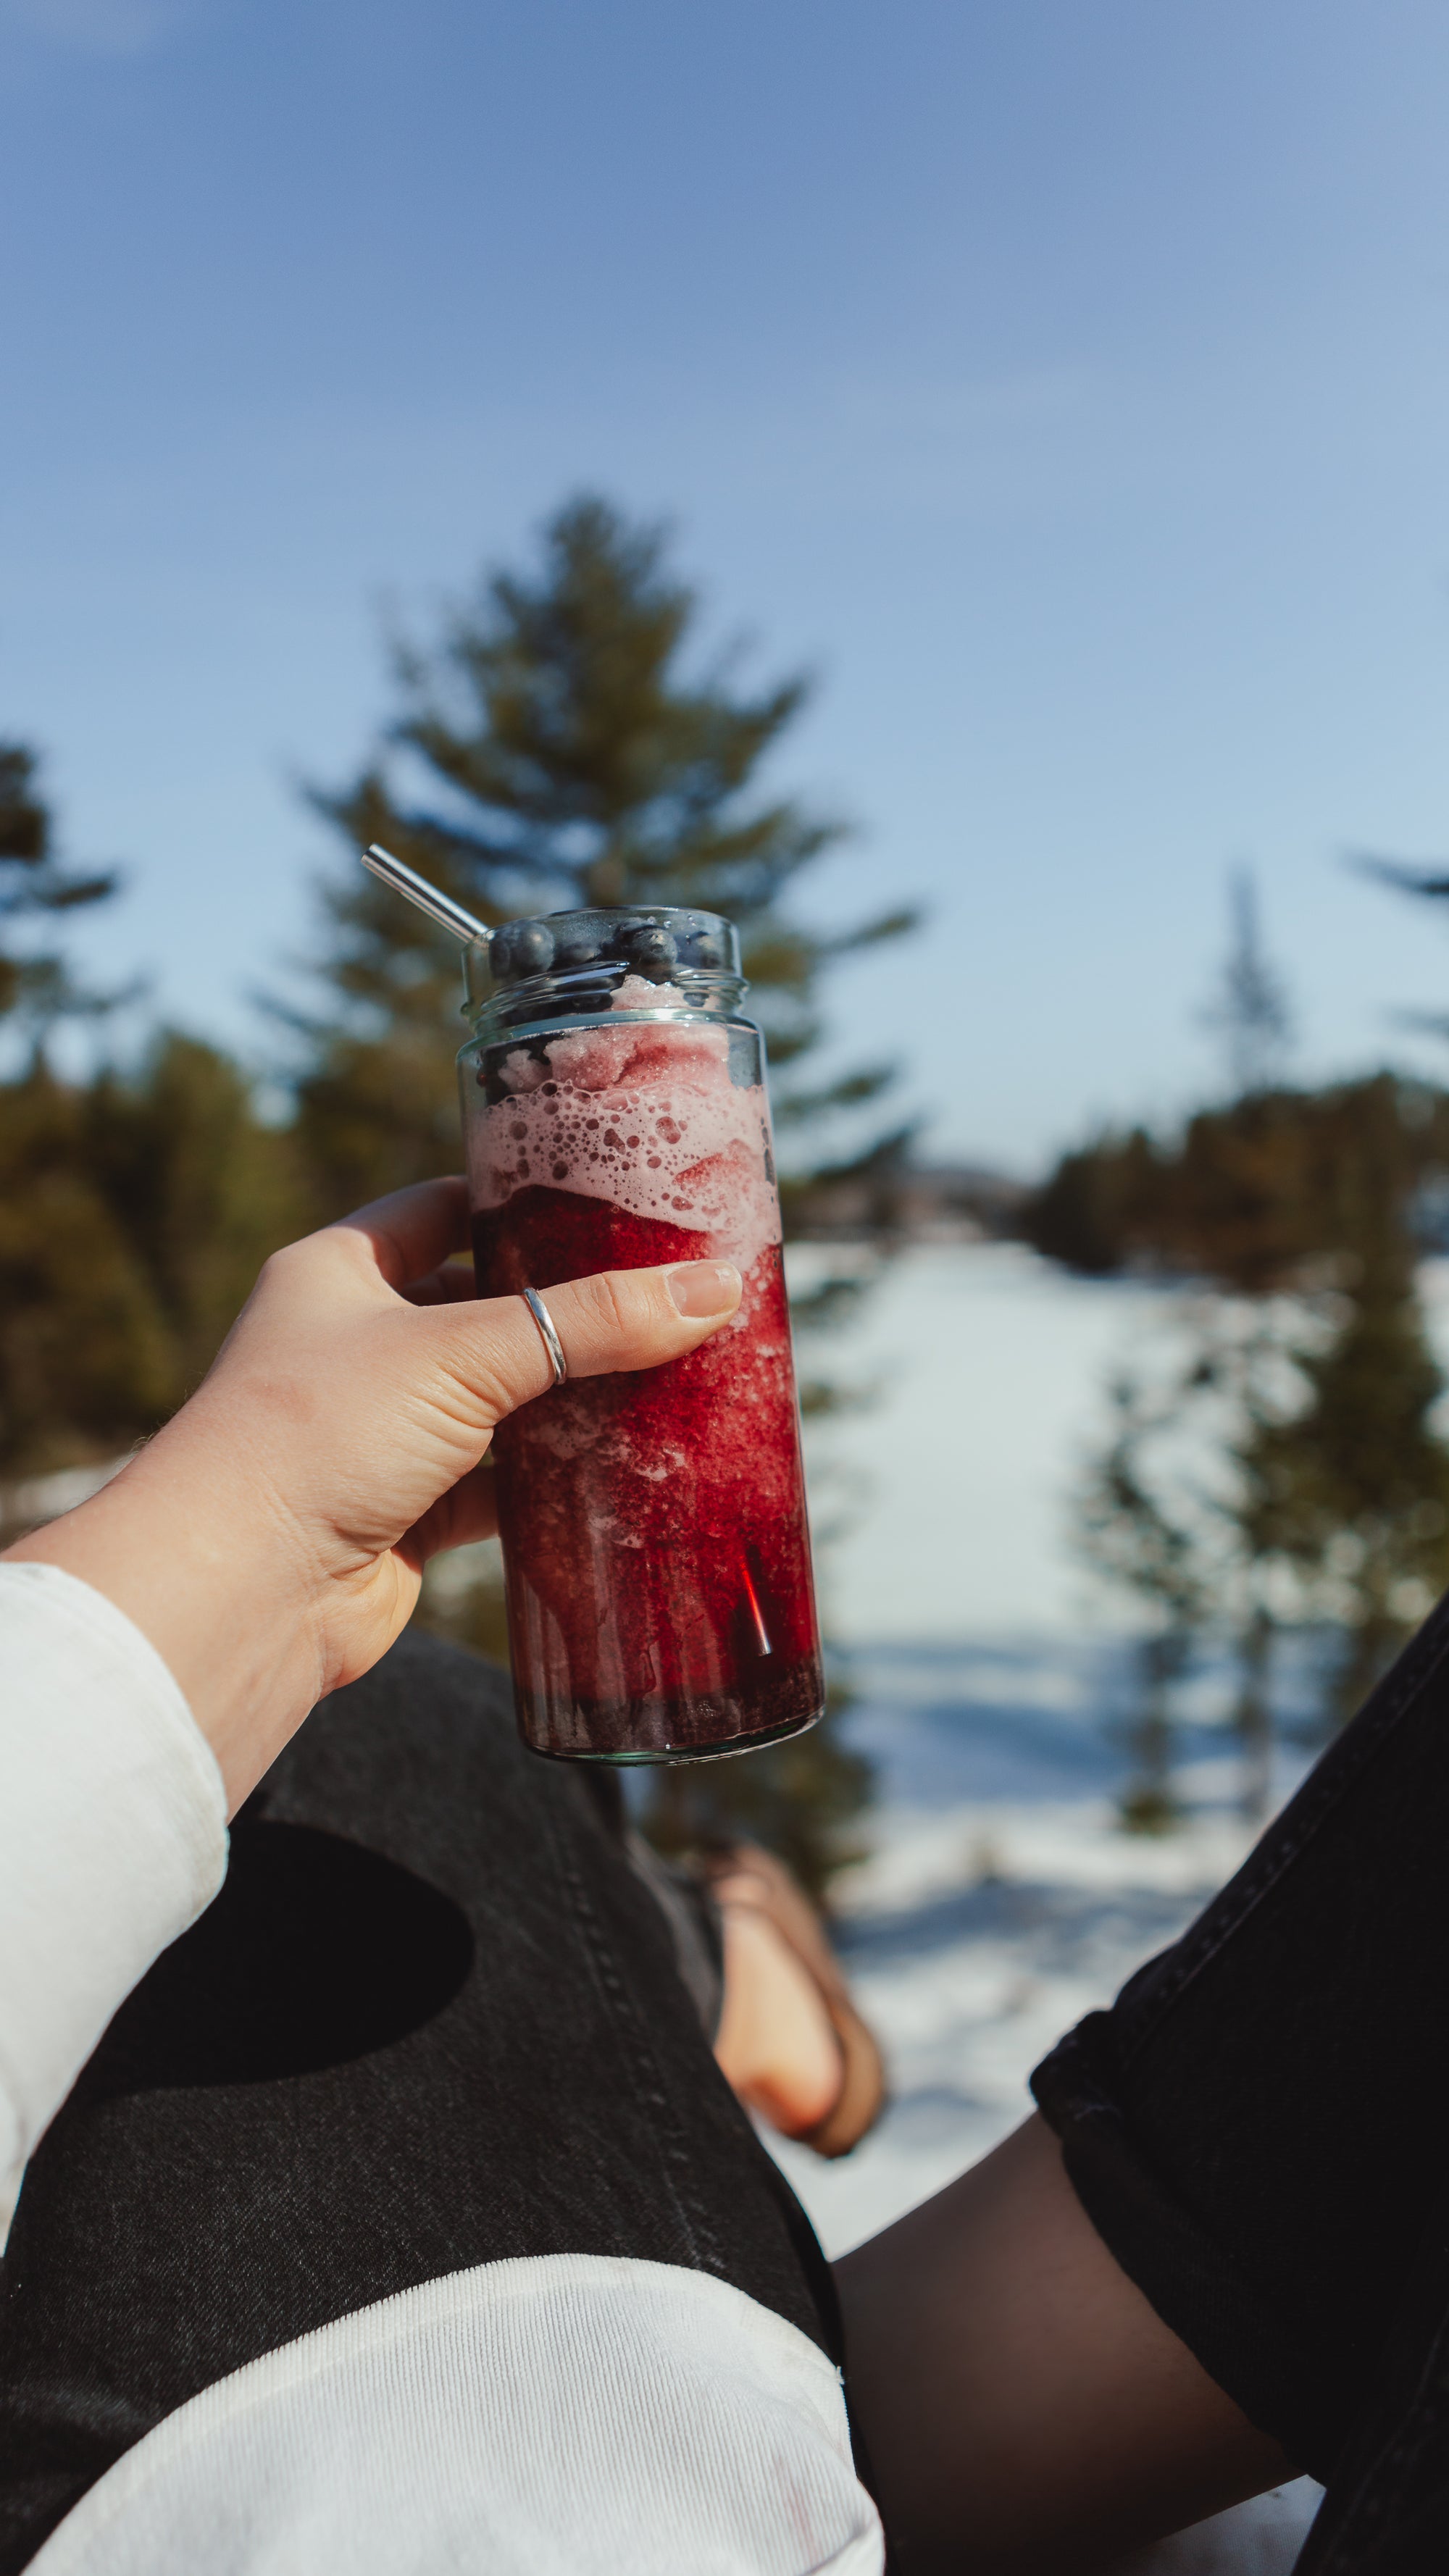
[{"left": 796, "top": 1239, "right": 1186, "bottom": 1642}]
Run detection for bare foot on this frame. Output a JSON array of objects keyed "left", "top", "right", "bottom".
[
  {"left": 712, "top": 1890, "right": 845, "bottom": 2138},
  {"left": 706, "top": 1847, "right": 886, "bottom": 2155}
]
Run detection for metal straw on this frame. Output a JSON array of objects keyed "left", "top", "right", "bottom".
[{"left": 360, "top": 842, "right": 490, "bottom": 945}]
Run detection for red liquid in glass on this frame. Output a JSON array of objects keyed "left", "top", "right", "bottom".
[{"left": 466, "top": 1016, "right": 824, "bottom": 1760}]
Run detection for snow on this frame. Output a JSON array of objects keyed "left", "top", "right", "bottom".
[
  {"left": 795, "top": 1240, "right": 1182, "bottom": 1639},
  {"left": 798, "top": 1239, "right": 1449, "bottom": 1644}
]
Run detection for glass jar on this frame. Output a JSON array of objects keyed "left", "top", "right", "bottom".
[{"left": 457, "top": 905, "right": 824, "bottom": 1764}]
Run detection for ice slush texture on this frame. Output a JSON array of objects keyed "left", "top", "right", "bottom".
[
  {"left": 465, "top": 1014, "right": 822, "bottom": 1760},
  {"left": 472, "top": 1018, "right": 781, "bottom": 1271}
]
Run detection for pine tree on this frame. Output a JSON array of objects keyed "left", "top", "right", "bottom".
[
  {"left": 0, "top": 743, "right": 116, "bottom": 1027},
  {"left": 83, "top": 1034, "right": 308, "bottom": 1401},
  {"left": 0, "top": 746, "right": 305, "bottom": 1503},
  {"left": 1077, "top": 1366, "right": 1209, "bottom": 1830},
  {"left": 295, "top": 495, "right": 916, "bottom": 1889},
  {"left": 0, "top": 745, "right": 154, "bottom": 1491},
  {"left": 1243, "top": 1232, "right": 1449, "bottom": 1723},
  {"left": 1200, "top": 868, "right": 1293, "bottom": 1099},
  {"left": 1358, "top": 848, "right": 1449, "bottom": 1050},
  {"left": 295, "top": 495, "right": 914, "bottom": 1233},
  {"left": 0, "top": 1036, "right": 306, "bottom": 1492},
  {"left": 0, "top": 1058, "right": 174, "bottom": 1481}
]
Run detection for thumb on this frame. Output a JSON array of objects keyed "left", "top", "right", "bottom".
[{"left": 428, "top": 1257, "right": 743, "bottom": 1423}]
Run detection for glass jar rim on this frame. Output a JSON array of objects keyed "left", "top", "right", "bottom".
[{"left": 461, "top": 902, "right": 747, "bottom": 1031}]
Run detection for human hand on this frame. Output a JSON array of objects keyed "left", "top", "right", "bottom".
[{"left": 7, "top": 1178, "right": 740, "bottom": 1810}]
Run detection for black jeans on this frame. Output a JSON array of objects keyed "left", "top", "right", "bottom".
[
  {"left": 0, "top": 1629, "right": 840, "bottom": 2573},
  {"left": 1033, "top": 1584, "right": 1449, "bottom": 2574}
]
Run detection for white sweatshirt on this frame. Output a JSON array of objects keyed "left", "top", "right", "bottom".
[{"left": 0, "top": 1560, "right": 882, "bottom": 2575}]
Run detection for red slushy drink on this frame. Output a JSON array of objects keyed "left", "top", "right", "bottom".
[{"left": 459, "top": 908, "right": 824, "bottom": 1762}]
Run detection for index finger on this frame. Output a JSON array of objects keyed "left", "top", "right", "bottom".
[{"left": 331, "top": 1177, "right": 471, "bottom": 1291}]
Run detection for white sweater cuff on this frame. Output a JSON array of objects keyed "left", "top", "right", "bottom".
[{"left": 0, "top": 1560, "right": 228, "bottom": 2216}]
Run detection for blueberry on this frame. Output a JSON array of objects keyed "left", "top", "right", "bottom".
[
  {"left": 488, "top": 919, "right": 556, "bottom": 982},
  {"left": 506, "top": 919, "right": 555, "bottom": 977},
  {"left": 682, "top": 928, "right": 727, "bottom": 970},
  {"left": 617, "top": 921, "right": 679, "bottom": 980},
  {"left": 551, "top": 919, "right": 604, "bottom": 969}
]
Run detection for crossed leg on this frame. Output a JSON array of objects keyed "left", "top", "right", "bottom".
[{"left": 838, "top": 2117, "right": 1295, "bottom": 2574}]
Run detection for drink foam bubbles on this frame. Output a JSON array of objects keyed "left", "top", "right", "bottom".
[{"left": 477, "top": 1019, "right": 781, "bottom": 1269}]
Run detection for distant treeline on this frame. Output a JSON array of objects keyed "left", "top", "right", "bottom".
[
  {"left": 0, "top": 1039, "right": 306, "bottom": 1479},
  {"left": 1020, "top": 1073, "right": 1449, "bottom": 1290}
]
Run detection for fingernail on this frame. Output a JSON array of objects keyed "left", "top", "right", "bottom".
[{"left": 667, "top": 1260, "right": 741, "bottom": 1318}]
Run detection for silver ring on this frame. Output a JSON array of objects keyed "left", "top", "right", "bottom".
[{"left": 521, "top": 1286, "right": 568, "bottom": 1387}]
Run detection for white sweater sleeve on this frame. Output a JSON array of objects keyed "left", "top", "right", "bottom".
[{"left": 0, "top": 1560, "right": 228, "bottom": 2226}]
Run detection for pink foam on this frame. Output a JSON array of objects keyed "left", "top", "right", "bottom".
[{"left": 475, "top": 1019, "right": 781, "bottom": 1268}]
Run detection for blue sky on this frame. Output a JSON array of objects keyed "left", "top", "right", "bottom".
[{"left": 4, "top": 0, "right": 1449, "bottom": 1166}]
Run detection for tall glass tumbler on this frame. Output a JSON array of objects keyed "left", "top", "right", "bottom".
[{"left": 459, "top": 906, "right": 824, "bottom": 1763}]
